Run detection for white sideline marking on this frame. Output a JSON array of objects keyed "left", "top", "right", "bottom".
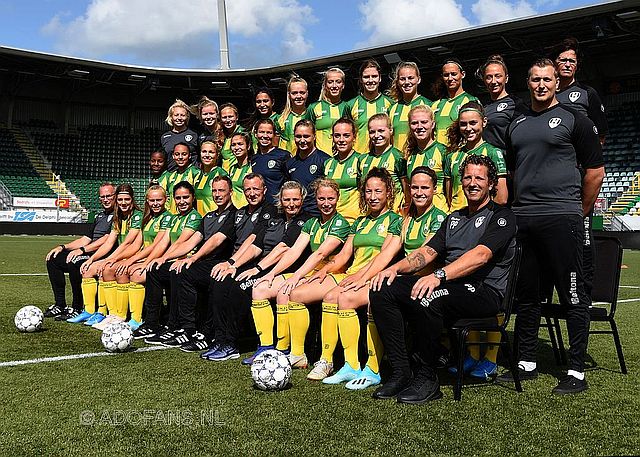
[
  {"left": 0, "top": 273, "right": 47, "bottom": 276},
  {"left": 620, "top": 285, "right": 640, "bottom": 289},
  {"left": 593, "top": 298, "right": 640, "bottom": 305},
  {"left": 0, "top": 345, "right": 170, "bottom": 368}
]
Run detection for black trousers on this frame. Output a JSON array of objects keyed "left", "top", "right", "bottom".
[
  {"left": 145, "top": 263, "right": 180, "bottom": 330},
  {"left": 583, "top": 212, "right": 594, "bottom": 299},
  {"left": 46, "top": 249, "right": 88, "bottom": 309},
  {"left": 370, "top": 276, "right": 501, "bottom": 378},
  {"left": 514, "top": 213, "right": 590, "bottom": 372},
  {"left": 175, "top": 259, "right": 217, "bottom": 334}
]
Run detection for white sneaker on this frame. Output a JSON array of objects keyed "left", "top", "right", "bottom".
[
  {"left": 92, "top": 315, "right": 123, "bottom": 330},
  {"left": 289, "top": 353, "right": 308, "bottom": 369},
  {"left": 307, "top": 359, "right": 333, "bottom": 381}
]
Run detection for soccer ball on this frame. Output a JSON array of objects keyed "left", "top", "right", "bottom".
[
  {"left": 14, "top": 306, "right": 44, "bottom": 333},
  {"left": 251, "top": 349, "right": 292, "bottom": 391},
  {"left": 101, "top": 322, "right": 134, "bottom": 353}
]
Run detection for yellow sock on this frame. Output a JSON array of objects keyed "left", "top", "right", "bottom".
[
  {"left": 97, "top": 281, "right": 107, "bottom": 315},
  {"left": 102, "top": 281, "right": 117, "bottom": 316},
  {"left": 251, "top": 299, "right": 274, "bottom": 346},
  {"left": 468, "top": 330, "right": 481, "bottom": 360},
  {"left": 484, "top": 316, "right": 504, "bottom": 363},
  {"left": 365, "top": 315, "right": 383, "bottom": 374},
  {"left": 276, "top": 303, "right": 290, "bottom": 351},
  {"left": 320, "top": 302, "right": 339, "bottom": 363},
  {"left": 116, "top": 283, "right": 130, "bottom": 319},
  {"left": 81, "top": 278, "right": 98, "bottom": 314},
  {"left": 338, "top": 309, "right": 360, "bottom": 370},
  {"left": 128, "top": 282, "right": 145, "bottom": 323},
  {"left": 288, "top": 301, "right": 309, "bottom": 356}
]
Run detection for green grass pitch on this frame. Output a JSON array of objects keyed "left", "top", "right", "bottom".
[{"left": 0, "top": 235, "right": 639, "bottom": 456}]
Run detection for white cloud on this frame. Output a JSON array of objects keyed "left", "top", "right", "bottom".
[
  {"left": 471, "top": 0, "right": 536, "bottom": 24},
  {"left": 357, "top": 0, "right": 471, "bottom": 48},
  {"left": 41, "top": 0, "right": 315, "bottom": 68}
]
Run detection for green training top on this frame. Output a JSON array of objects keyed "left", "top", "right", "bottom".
[
  {"left": 346, "top": 210, "right": 402, "bottom": 275},
  {"left": 220, "top": 125, "right": 247, "bottom": 172},
  {"left": 403, "top": 205, "right": 447, "bottom": 254},
  {"left": 307, "top": 100, "right": 348, "bottom": 154},
  {"left": 142, "top": 211, "right": 173, "bottom": 247},
  {"left": 301, "top": 212, "right": 351, "bottom": 267},
  {"left": 194, "top": 167, "right": 229, "bottom": 216},
  {"left": 359, "top": 145, "right": 407, "bottom": 211},
  {"left": 432, "top": 92, "right": 478, "bottom": 146},
  {"left": 323, "top": 152, "right": 362, "bottom": 223},
  {"left": 346, "top": 93, "right": 393, "bottom": 154},
  {"left": 406, "top": 141, "right": 448, "bottom": 212},
  {"left": 165, "top": 165, "right": 200, "bottom": 215},
  {"left": 277, "top": 109, "right": 309, "bottom": 155},
  {"left": 388, "top": 95, "right": 432, "bottom": 152},
  {"left": 113, "top": 209, "right": 143, "bottom": 245}
]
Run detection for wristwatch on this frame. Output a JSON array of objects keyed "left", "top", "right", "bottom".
[
  {"left": 228, "top": 258, "right": 236, "bottom": 266},
  {"left": 434, "top": 268, "right": 447, "bottom": 283}
]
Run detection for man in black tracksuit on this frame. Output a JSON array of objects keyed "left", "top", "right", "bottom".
[
  {"left": 369, "top": 155, "right": 516, "bottom": 404},
  {"left": 498, "top": 58, "right": 604, "bottom": 394}
]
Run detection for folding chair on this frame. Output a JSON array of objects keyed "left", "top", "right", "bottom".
[
  {"left": 449, "top": 241, "right": 523, "bottom": 401},
  {"left": 542, "top": 236, "right": 627, "bottom": 374}
]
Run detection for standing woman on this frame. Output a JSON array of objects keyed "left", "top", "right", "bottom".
[
  {"left": 360, "top": 113, "right": 407, "bottom": 213},
  {"left": 444, "top": 101, "right": 508, "bottom": 212},
  {"left": 248, "top": 88, "right": 281, "bottom": 149},
  {"left": 432, "top": 59, "right": 478, "bottom": 146},
  {"left": 346, "top": 59, "right": 393, "bottom": 154},
  {"left": 323, "top": 118, "right": 362, "bottom": 223},
  {"left": 278, "top": 76, "right": 309, "bottom": 155},
  {"left": 387, "top": 62, "right": 432, "bottom": 151},
  {"left": 165, "top": 143, "right": 200, "bottom": 214},
  {"left": 478, "top": 55, "right": 524, "bottom": 150},
  {"left": 161, "top": 99, "right": 198, "bottom": 171},
  {"left": 404, "top": 105, "right": 448, "bottom": 213},
  {"left": 219, "top": 103, "right": 246, "bottom": 171},
  {"left": 194, "top": 96, "right": 222, "bottom": 147},
  {"left": 250, "top": 119, "right": 290, "bottom": 205},
  {"left": 308, "top": 68, "right": 348, "bottom": 154},
  {"left": 228, "top": 132, "right": 254, "bottom": 209},
  {"left": 194, "top": 140, "right": 228, "bottom": 216}
]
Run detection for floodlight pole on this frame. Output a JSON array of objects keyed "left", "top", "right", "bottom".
[{"left": 217, "top": 0, "right": 230, "bottom": 70}]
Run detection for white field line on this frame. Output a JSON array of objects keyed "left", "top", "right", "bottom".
[
  {"left": 0, "top": 273, "right": 48, "bottom": 276},
  {"left": 0, "top": 345, "right": 170, "bottom": 368}
]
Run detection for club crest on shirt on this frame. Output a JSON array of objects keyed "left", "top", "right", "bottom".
[
  {"left": 297, "top": 220, "right": 305, "bottom": 226},
  {"left": 497, "top": 102, "right": 508, "bottom": 112},
  {"left": 376, "top": 224, "right": 386, "bottom": 234},
  {"left": 568, "top": 91, "right": 581, "bottom": 103},
  {"left": 185, "top": 134, "right": 194, "bottom": 142},
  {"left": 428, "top": 158, "right": 436, "bottom": 168},
  {"left": 335, "top": 219, "right": 343, "bottom": 227},
  {"left": 449, "top": 217, "right": 460, "bottom": 230},
  {"left": 475, "top": 216, "right": 486, "bottom": 228},
  {"left": 263, "top": 213, "right": 271, "bottom": 220},
  {"left": 347, "top": 167, "right": 357, "bottom": 177},
  {"left": 497, "top": 217, "right": 507, "bottom": 227},
  {"left": 548, "top": 117, "right": 562, "bottom": 129},
  {"left": 310, "top": 165, "right": 318, "bottom": 174},
  {"left": 268, "top": 160, "right": 276, "bottom": 168}
]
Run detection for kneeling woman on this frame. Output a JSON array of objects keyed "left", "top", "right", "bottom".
[{"left": 250, "top": 179, "right": 351, "bottom": 365}]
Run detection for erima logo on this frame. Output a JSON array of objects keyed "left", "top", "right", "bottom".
[
  {"left": 268, "top": 160, "right": 276, "bottom": 169},
  {"left": 475, "top": 216, "right": 486, "bottom": 228},
  {"left": 107, "top": 215, "right": 113, "bottom": 222},
  {"left": 548, "top": 117, "right": 562, "bottom": 129},
  {"left": 288, "top": 168, "right": 296, "bottom": 174},
  {"left": 218, "top": 214, "right": 226, "bottom": 223},
  {"left": 235, "top": 215, "right": 243, "bottom": 224},
  {"left": 568, "top": 91, "right": 581, "bottom": 103},
  {"left": 185, "top": 134, "right": 194, "bottom": 142},
  {"left": 516, "top": 117, "right": 526, "bottom": 124},
  {"left": 251, "top": 213, "right": 258, "bottom": 222},
  {"left": 449, "top": 217, "right": 460, "bottom": 229},
  {"left": 310, "top": 165, "right": 318, "bottom": 174},
  {"left": 600, "top": 104, "right": 605, "bottom": 113},
  {"left": 593, "top": 126, "right": 599, "bottom": 135},
  {"left": 497, "top": 102, "right": 508, "bottom": 112}
]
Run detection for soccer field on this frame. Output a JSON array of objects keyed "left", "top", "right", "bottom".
[{"left": 1, "top": 235, "right": 639, "bottom": 456}]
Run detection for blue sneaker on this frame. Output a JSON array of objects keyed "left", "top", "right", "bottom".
[
  {"left": 470, "top": 359, "right": 498, "bottom": 381},
  {"left": 448, "top": 355, "right": 479, "bottom": 375},
  {"left": 127, "top": 319, "right": 143, "bottom": 331},
  {"left": 323, "top": 362, "right": 361, "bottom": 385},
  {"left": 200, "top": 341, "right": 221, "bottom": 359},
  {"left": 206, "top": 344, "right": 240, "bottom": 361},
  {"left": 67, "top": 310, "right": 92, "bottom": 323},
  {"left": 242, "top": 345, "right": 274, "bottom": 365},
  {"left": 83, "top": 312, "right": 105, "bottom": 326},
  {"left": 345, "top": 366, "right": 382, "bottom": 390}
]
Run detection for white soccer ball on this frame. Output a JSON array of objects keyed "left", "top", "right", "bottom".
[
  {"left": 101, "top": 322, "right": 134, "bottom": 353},
  {"left": 14, "top": 306, "right": 44, "bottom": 333},
  {"left": 251, "top": 349, "right": 292, "bottom": 391}
]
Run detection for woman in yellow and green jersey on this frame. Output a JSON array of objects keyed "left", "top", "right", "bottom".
[
  {"left": 295, "top": 167, "right": 401, "bottom": 387},
  {"left": 248, "top": 88, "right": 282, "bottom": 150},
  {"left": 360, "top": 113, "right": 407, "bottom": 212},
  {"left": 79, "top": 184, "right": 143, "bottom": 329},
  {"left": 277, "top": 76, "right": 309, "bottom": 155},
  {"left": 444, "top": 101, "right": 508, "bottom": 212},
  {"left": 308, "top": 68, "right": 348, "bottom": 154},
  {"left": 219, "top": 103, "right": 246, "bottom": 171},
  {"left": 194, "top": 140, "right": 228, "bottom": 216},
  {"left": 404, "top": 105, "right": 448, "bottom": 213},
  {"left": 387, "top": 62, "right": 432, "bottom": 151},
  {"left": 228, "top": 132, "right": 253, "bottom": 209},
  {"left": 323, "top": 118, "right": 361, "bottom": 223},
  {"left": 164, "top": 143, "right": 200, "bottom": 214},
  {"left": 251, "top": 179, "right": 350, "bottom": 362},
  {"left": 432, "top": 58, "right": 478, "bottom": 146},
  {"left": 346, "top": 59, "right": 393, "bottom": 154}
]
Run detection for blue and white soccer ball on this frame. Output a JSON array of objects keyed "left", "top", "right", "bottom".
[
  {"left": 250, "top": 349, "right": 292, "bottom": 391},
  {"left": 101, "top": 322, "right": 134, "bottom": 353},
  {"left": 14, "top": 305, "right": 44, "bottom": 333}
]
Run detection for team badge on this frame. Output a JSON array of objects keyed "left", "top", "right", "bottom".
[
  {"left": 310, "top": 165, "right": 318, "bottom": 174},
  {"left": 185, "top": 134, "right": 193, "bottom": 142},
  {"left": 474, "top": 216, "right": 486, "bottom": 228},
  {"left": 437, "top": 215, "right": 445, "bottom": 222},
  {"left": 190, "top": 214, "right": 197, "bottom": 220},
  {"left": 428, "top": 159, "right": 436, "bottom": 168},
  {"left": 568, "top": 91, "right": 581, "bottom": 103},
  {"left": 268, "top": 160, "right": 276, "bottom": 169},
  {"left": 297, "top": 220, "right": 304, "bottom": 226},
  {"left": 548, "top": 117, "right": 562, "bottom": 129},
  {"left": 497, "top": 102, "right": 508, "bottom": 112},
  {"left": 497, "top": 218, "right": 507, "bottom": 227},
  {"left": 382, "top": 162, "right": 389, "bottom": 168},
  {"left": 335, "top": 219, "right": 342, "bottom": 227},
  {"left": 449, "top": 217, "right": 460, "bottom": 229},
  {"left": 347, "top": 167, "right": 356, "bottom": 177},
  {"left": 263, "top": 213, "right": 271, "bottom": 220},
  {"left": 376, "top": 224, "right": 386, "bottom": 234},
  {"left": 422, "top": 225, "right": 429, "bottom": 236}
]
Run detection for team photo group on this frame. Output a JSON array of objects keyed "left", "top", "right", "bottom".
[{"left": 42, "top": 36, "right": 606, "bottom": 403}]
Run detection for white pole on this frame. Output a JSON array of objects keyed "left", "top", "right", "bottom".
[{"left": 217, "top": 0, "right": 230, "bottom": 70}]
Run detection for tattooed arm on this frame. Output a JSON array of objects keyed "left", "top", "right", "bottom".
[{"left": 393, "top": 245, "right": 439, "bottom": 275}]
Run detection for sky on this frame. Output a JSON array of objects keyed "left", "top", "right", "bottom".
[{"left": 0, "top": 0, "right": 602, "bottom": 69}]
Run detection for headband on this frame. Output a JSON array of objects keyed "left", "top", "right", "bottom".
[{"left": 459, "top": 107, "right": 484, "bottom": 116}]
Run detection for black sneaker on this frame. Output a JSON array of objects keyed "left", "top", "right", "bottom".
[
  {"left": 55, "top": 307, "right": 80, "bottom": 321},
  {"left": 496, "top": 367, "right": 539, "bottom": 383},
  {"left": 44, "top": 305, "right": 64, "bottom": 318},
  {"left": 552, "top": 375, "right": 588, "bottom": 395},
  {"left": 145, "top": 328, "right": 176, "bottom": 345},
  {"left": 134, "top": 324, "right": 163, "bottom": 340},
  {"left": 180, "top": 333, "right": 210, "bottom": 353},
  {"left": 160, "top": 329, "right": 187, "bottom": 348},
  {"left": 396, "top": 367, "right": 443, "bottom": 405},
  {"left": 372, "top": 374, "right": 411, "bottom": 400}
]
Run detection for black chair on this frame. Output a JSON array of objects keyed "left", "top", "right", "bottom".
[
  {"left": 449, "top": 241, "right": 523, "bottom": 401},
  {"left": 541, "top": 235, "right": 627, "bottom": 374}
]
